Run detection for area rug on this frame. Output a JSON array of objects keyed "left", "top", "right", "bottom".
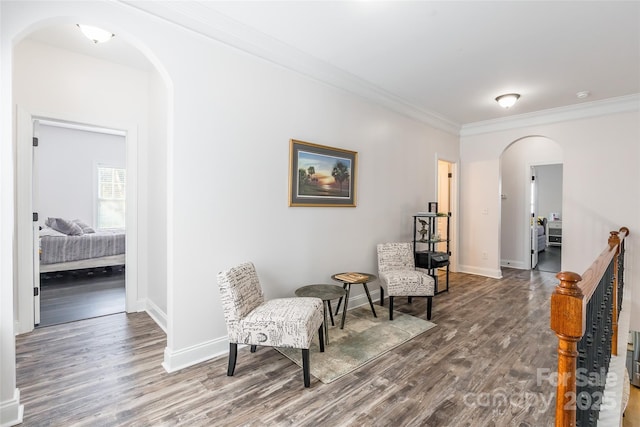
[{"left": 276, "top": 305, "right": 437, "bottom": 383}]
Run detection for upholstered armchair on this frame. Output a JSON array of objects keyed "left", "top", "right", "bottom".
[
  {"left": 376, "top": 242, "right": 435, "bottom": 320},
  {"left": 216, "top": 262, "right": 325, "bottom": 387}
]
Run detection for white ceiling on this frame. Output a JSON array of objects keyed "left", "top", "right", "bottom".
[{"left": 25, "top": 1, "right": 640, "bottom": 128}]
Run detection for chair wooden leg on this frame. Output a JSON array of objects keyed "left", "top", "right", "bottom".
[
  {"left": 427, "top": 296, "right": 433, "bottom": 320},
  {"left": 227, "top": 343, "right": 237, "bottom": 376},
  {"left": 389, "top": 296, "right": 394, "bottom": 321},
  {"left": 318, "top": 325, "right": 325, "bottom": 352},
  {"left": 379, "top": 287, "right": 384, "bottom": 306},
  {"left": 250, "top": 345, "right": 257, "bottom": 353},
  {"left": 302, "top": 349, "right": 311, "bottom": 388}
]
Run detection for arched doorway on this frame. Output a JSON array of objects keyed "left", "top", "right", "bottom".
[
  {"left": 499, "top": 136, "right": 563, "bottom": 272},
  {"left": 12, "top": 21, "right": 171, "bottom": 334}
]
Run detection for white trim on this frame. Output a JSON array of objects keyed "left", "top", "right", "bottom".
[
  {"left": 458, "top": 265, "right": 503, "bottom": 279},
  {"left": 15, "top": 109, "right": 139, "bottom": 334},
  {"left": 162, "top": 337, "right": 228, "bottom": 373},
  {"left": 461, "top": 94, "right": 640, "bottom": 137},
  {"left": 500, "top": 259, "right": 527, "bottom": 270},
  {"left": 0, "top": 388, "right": 24, "bottom": 427},
  {"left": 120, "top": 1, "right": 460, "bottom": 136},
  {"left": 37, "top": 119, "right": 126, "bottom": 137},
  {"left": 143, "top": 299, "right": 167, "bottom": 334}
]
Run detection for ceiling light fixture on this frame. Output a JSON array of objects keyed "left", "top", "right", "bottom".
[
  {"left": 495, "top": 93, "right": 520, "bottom": 109},
  {"left": 77, "top": 24, "right": 114, "bottom": 44},
  {"left": 576, "top": 91, "right": 590, "bottom": 99}
]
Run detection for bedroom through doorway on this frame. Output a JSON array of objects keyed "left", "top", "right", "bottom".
[{"left": 35, "top": 121, "right": 126, "bottom": 327}]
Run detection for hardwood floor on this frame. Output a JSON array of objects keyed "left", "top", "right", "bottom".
[
  {"left": 16, "top": 268, "right": 561, "bottom": 426},
  {"left": 625, "top": 385, "right": 640, "bottom": 427},
  {"left": 38, "top": 267, "right": 125, "bottom": 327},
  {"left": 535, "top": 246, "right": 561, "bottom": 273}
]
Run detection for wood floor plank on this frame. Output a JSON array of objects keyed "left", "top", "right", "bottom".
[{"left": 16, "top": 269, "right": 562, "bottom": 426}]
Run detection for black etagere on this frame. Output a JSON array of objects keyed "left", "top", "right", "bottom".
[{"left": 412, "top": 211, "right": 450, "bottom": 294}]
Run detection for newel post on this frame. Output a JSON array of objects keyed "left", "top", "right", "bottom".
[
  {"left": 551, "top": 271, "right": 584, "bottom": 427},
  {"left": 609, "top": 231, "right": 621, "bottom": 356}
]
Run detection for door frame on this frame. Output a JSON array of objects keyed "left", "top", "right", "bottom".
[
  {"left": 15, "top": 106, "right": 138, "bottom": 334},
  {"left": 435, "top": 156, "right": 458, "bottom": 272}
]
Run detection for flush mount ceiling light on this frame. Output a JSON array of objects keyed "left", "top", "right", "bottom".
[
  {"left": 77, "top": 24, "right": 114, "bottom": 44},
  {"left": 495, "top": 93, "right": 521, "bottom": 109}
]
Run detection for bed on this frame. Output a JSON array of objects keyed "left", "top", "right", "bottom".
[
  {"left": 39, "top": 218, "right": 125, "bottom": 273},
  {"left": 536, "top": 217, "right": 547, "bottom": 252}
]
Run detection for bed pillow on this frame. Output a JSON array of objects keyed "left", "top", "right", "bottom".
[
  {"left": 45, "top": 217, "right": 84, "bottom": 236},
  {"left": 73, "top": 219, "right": 95, "bottom": 234}
]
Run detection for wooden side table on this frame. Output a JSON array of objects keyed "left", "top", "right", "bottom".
[
  {"left": 295, "top": 284, "right": 346, "bottom": 344},
  {"left": 331, "top": 272, "right": 377, "bottom": 329}
]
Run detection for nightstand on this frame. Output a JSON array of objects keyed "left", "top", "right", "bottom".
[{"left": 547, "top": 220, "right": 562, "bottom": 247}]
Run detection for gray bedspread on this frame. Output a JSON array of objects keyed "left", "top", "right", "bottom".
[{"left": 40, "top": 228, "right": 126, "bottom": 264}]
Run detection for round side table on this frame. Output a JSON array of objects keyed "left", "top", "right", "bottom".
[{"left": 295, "top": 284, "right": 346, "bottom": 344}]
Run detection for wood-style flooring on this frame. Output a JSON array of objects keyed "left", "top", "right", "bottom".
[
  {"left": 38, "top": 267, "right": 125, "bottom": 327},
  {"left": 16, "top": 268, "right": 561, "bottom": 426},
  {"left": 535, "top": 246, "right": 561, "bottom": 274},
  {"left": 625, "top": 385, "right": 640, "bottom": 427}
]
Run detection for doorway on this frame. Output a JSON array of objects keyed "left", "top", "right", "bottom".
[
  {"left": 35, "top": 121, "right": 127, "bottom": 327},
  {"left": 532, "top": 164, "right": 563, "bottom": 273},
  {"left": 437, "top": 158, "right": 457, "bottom": 271},
  {"left": 499, "top": 136, "right": 562, "bottom": 272}
]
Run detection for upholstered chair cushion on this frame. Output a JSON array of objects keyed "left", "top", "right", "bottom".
[
  {"left": 380, "top": 270, "right": 434, "bottom": 296},
  {"left": 238, "top": 298, "right": 324, "bottom": 348}
]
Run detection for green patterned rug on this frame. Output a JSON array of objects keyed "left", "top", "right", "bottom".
[{"left": 276, "top": 305, "right": 437, "bottom": 384}]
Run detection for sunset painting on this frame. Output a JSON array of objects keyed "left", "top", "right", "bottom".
[
  {"left": 297, "top": 150, "right": 351, "bottom": 198},
  {"left": 289, "top": 139, "right": 357, "bottom": 207}
]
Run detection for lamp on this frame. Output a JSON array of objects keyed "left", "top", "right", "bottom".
[
  {"left": 495, "top": 93, "right": 520, "bottom": 109},
  {"left": 77, "top": 24, "right": 114, "bottom": 44}
]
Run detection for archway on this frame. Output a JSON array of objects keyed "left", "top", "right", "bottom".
[
  {"left": 11, "top": 20, "right": 171, "bottom": 335},
  {"left": 499, "top": 136, "right": 563, "bottom": 272}
]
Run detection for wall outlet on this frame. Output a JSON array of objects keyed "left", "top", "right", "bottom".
[{"left": 482, "top": 251, "right": 488, "bottom": 260}]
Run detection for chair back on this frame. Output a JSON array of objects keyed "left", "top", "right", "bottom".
[
  {"left": 217, "top": 262, "right": 265, "bottom": 325},
  {"left": 377, "top": 242, "right": 415, "bottom": 273}
]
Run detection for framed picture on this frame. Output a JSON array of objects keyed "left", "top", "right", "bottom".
[
  {"left": 289, "top": 139, "right": 357, "bottom": 207},
  {"left": 428, "top": 202, "right": 438, "bottom": 213}
]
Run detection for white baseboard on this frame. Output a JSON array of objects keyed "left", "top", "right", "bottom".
[
  {"left": 0, "top": 388, "right": 24, "bottom": 427},
  {"left": 458, "top": 264, "right": 503, "bottom": 279},
  {"left": 143, "top": 298, "right": 167, "bottom": 333},
  {"left": 162, "top": 336, "right": 228, "bottom": 373},
  {"left": 500, "top": 259, "right": 527, "bottom": 269}
]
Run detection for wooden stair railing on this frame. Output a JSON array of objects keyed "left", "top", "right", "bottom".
[{"left": 550, "top": 227, "right": 629, "bottom": 427}]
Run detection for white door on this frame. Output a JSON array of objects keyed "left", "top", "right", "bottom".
[{"left": 530, "top": 167, "right": 538, "bottom": 269}]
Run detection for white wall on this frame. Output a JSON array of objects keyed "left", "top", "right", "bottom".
[
  {"left": 145, "top": 69, "right": 168, "bottom": 320},
  {"left": 499, "top": 137, "right": 562, "bottom": 268},
  {"left": 461, "top": 110, "right": 640, "bottom": 331},
  {"left": 536, "top": 164, "right": 563, "bottom": 221},
  {"left": 1, "top": 2, "right": 459, "bottom": 420},
  {"left": 36, "top": 124, "right": 125, "bottom": 229}
]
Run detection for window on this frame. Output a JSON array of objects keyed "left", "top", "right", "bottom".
[{"left": 97, "top": 166, "right": 126, "bottom": 229}]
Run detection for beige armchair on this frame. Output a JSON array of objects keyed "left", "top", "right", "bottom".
[
  {"left": 217, "top": 262, "right": 325, "bottom": 387},
  {"left": 376, "top": 242, "right": 435, "bottom": 320}
]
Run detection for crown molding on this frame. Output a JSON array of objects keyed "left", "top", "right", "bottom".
[
  {"left": 460, "top": 94, "right": 640, "bottom": 137},
  {"left": 120, "top": 1, "right": 461, "bottom": 135}
]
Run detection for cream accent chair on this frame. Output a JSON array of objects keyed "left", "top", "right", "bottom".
[
  {"left": 377, "top": 242, "right": 435, "bottom": 320},
  {"left": 217, "top": 262, "right": 325, "bottom": 387}
]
